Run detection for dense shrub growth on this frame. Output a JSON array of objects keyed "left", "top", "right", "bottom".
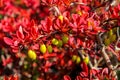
[{"left": 0, "top": 0, "right": 120, "bottom": 80}]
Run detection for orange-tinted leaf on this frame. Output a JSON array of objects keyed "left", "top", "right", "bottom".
[{"left": 63, "top": 0, "right": 73, "bottom": 6}]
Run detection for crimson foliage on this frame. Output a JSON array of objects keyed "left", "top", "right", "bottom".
[{"left": 0, "top": 0, "right": 120, "bottom": 80}]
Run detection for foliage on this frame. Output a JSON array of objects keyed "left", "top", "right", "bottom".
[{"left": 0, "top": 0, "right": 120, "bottom": 80}]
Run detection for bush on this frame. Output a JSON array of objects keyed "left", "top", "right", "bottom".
[{"left": 0, "top": 0, "right": 120, "bottom": 80}]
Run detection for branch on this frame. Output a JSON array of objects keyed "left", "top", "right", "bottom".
[
  {"left": 102, "top": 46, "right": 117, "bottom": 79},
  {"left": 91, "top": 0, "right": 114, "bottom": 11},
  {"left": 97, "top": 32, "right": 118, "bottom": 78},
  {"left": 115, "top": 27, "right": 120, "bottom": 50},
  {"left": 49, "top": 6, "right": 61, "bottom": 16},
  {"left": 36, "top": 31, "right": 59, "bottom": 40},
  {"left": 94, "top": 57, "right": 103, "bottom": 68},
  {"left": 78, "top": 50, "right": 93, "bottom": 69}
]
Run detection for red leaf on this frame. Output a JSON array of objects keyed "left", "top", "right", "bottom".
[
  {"left": 81, "top": 5, "right": 90, "bottom": 12},
  {"left": 31, "top": 44, "right": 39, "bottom": 50},
  {"left": 2, "top": 57, "right": 12, "bottom": 66},
  {"left": 61, "top": 59, "right": 65, "bottom": 66},
  {"left": 76, "top": 38, "right": 83, "bottom": 48},
  {"left": 64, "top": 75, "right": 71, "bottom": 80},
  {"left": 46, "top": 17, "right": 52, "bottom": 29},
  {"left": 71, "top": 14, "right": 79, "bottom": 23},
  {"left": 68, "top": 36, "right": 76, "bottom": 48},
  {"left": 12, "top": 48, "right": 19, "bottom": 53},
  {"left": 3, "top": 25, "right": 14, "bottom": 32},
  {"left": 5, "top": 75, "right": 19, "bottom": 80},
  {"left": 16, "top": 26, "right": 24, "bottom": 39},
  {"left": 14, "top": 75, "right": 19, "bottom": 80},
  {"left": 63, "top": 11, "right": 70, "bottom": 19},
  {"left": 112, "top": 78, "right": 116, "bottom": 80},
  {"left": 31, "top": 25, "right": 38, "bottom": 39},
  {"left": 9, "top": 75, "right": 14, "bottom": 80},
  {"left": 90, "top": 69, "right": 100, "bottom": 79},
  {"left": 76, "top": 76, "right": 83, "bottom": 80},
  {"left": 41, "top": 17, "right": 52, "bottom": 33},
  {"left": 53, "top": 23, "right": 59, "bottom": 30},
  {"left": 4, "top": 76, "right": 8, "bottom": 80},
  {"left": 46, "top": 0, "right": 53, "bottom": 4},
  {"left": 102, "top": 68, "right": 108, "bottom": 75},
  {"left": 80, "top": 72, "right": 88, "bottom": 77},
  {"left": 63, "top": 0, "right": 73, "bottom": 6},
  {"left": 81, "top": 62, "right": 88, "bottom": 75},
  {"left": 13, "top": 40, "right": 19, "bottom": 46},
  {"left": 4, "top": 37, "right": 13, "bottom": 46}
]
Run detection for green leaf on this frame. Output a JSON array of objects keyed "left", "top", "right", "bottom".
[
  {"left": 108, "top": 29, "right": 113, "bottom": 37},
  {"left": 117, "top": 70, "right": 120, "bottom": 80},
  {"left": 109, "top": 34, "right": 116, "bottom": 42},
  {"left": 0, "top": 14, "right": 3, "bottom": 19},
  {"left": 104, "top": 77, "right": 109, "bottom": 80},
  {"left": 32, "top": 75, "right": 39, "bottom": 80},
  {"left": 104, "top": 38, "right": 110, "bottom": 46},
  {"left": 112, "top": 27, "right": 117, "bottom": 33}
]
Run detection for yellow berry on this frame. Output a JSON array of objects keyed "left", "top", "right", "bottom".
[
  {"left": 83, "top": 57, "right": 89, "bottom": 64},
  {"left": 47, "top": 45, "right": 53, "bottom": 53},
  {"left": 77, "top": 11, "right": 82, "bottom": 16},
  {"left": 40, "top": 44, "right": 47, "bottom": 54},
  {"left": 58, "top": 15, "right": 63, "bottom": 22},
  {"left": 62, "top": 35, "right": 69, "bottom": 44},
  {"left": 72, "top": 55, "right": 77, "bottom": 62},
  {"left": 52, "top": 38, "right": 59, "bottom": 45},
  {"left": 76, "top": 56, "right": 81, "bottom": 64},
  {"left": 28, "top": 50, "right": 37, "bottom": 60}
]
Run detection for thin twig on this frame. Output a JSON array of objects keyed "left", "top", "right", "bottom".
[
  {"left": 115, "top": 27, "right": 120, "bottom": 50},
  {"left": 94, "top": 57, "right": 103, "bottom": 68},
  {"left": 102, "top": 46, "right": 117, "bottom": 79},
  {"left": 70, "top": 2, "right": 87, "bottom": 6},
  {"left": 78, "top": 50, "right": 93, "bottom": 69},
  {"left": 52, "top": 6, "right": 61, "bottom": 16},
  {"left": 98, "top": 32, "right": 118, "bottom": 79}
]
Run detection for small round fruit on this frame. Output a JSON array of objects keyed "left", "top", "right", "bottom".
[
  {"left": 62, "top": 35, "right": 69, "bottom": 43},
  {"left": 58, "top": 15, "right": 63, "bottom": 21},
  {"left": 76, "top": 57, "right": 81, "bottom": 64},
  {"left": 72, "top": 55, "right": 77, "bottom": 62},
  {"left": 52, "top": 38, "right": 59, "bottom": 45},
  {"left": 40, "top": 44, "right": 47, "bottom": 54},
  {"left": 83, "top": 57, "right": 89, "bottom": 64},
  {"left": 57, "top": 40, "right": 63, "bottom": 47},
  {"left": 77, "top": 11, "right": 82, "bottom": 16},
  {"left": 47, "top": 45, "right": 53, "bottom": 53},
  {"left": 28, "top": 50, "right": 37, "bottom": 60}
]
